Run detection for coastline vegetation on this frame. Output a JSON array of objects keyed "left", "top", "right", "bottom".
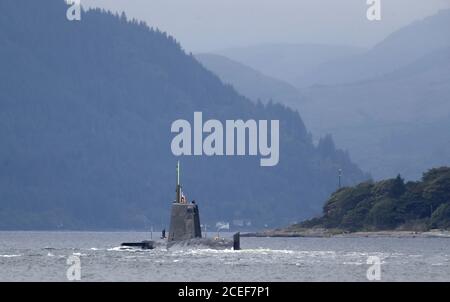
[{"left": 295, "top": 167, "right": 450, "bottom": 232}]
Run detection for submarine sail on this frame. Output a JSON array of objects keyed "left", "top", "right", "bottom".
[{"left": 168, "top": 161, "right": 202, "bottom": 241}]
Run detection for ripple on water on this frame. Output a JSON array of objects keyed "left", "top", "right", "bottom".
[{"left": 72, "top": 253, "right": 87, "bottom": 256}]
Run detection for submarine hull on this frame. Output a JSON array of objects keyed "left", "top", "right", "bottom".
[
  {"left": 121, "top": 240, "right": 155, "bottom": 250},
  {"left": 121, "top": 233, "right": 240, "bottom": 250},
  {"left": 167, "top": 233, "right": 240, "bottom": 250}
]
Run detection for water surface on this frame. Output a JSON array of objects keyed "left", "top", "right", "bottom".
[{"left": 0, "top": 231, "right": 448, "bottom": 281}]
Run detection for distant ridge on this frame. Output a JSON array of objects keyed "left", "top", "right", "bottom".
[
  {"left": 195, "top": 53, "right": 303, "bottom": 108},
  {"left": 0, "top": 0, "right": 368, "bottom": 230}
]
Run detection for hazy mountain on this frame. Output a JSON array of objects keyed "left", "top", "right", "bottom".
[
  {"left": 300, "top": 45, "right": 450, "bottom": 180},
  {"left": 195, "top": 53, "right": 303, "bottom": 108},
  {"left": 0, "top": 0, "right": 368, "bottom": 230},
  {"left": 215, "top": 43, "right": 365, "bottom": 88},
  {"left": 301, "top": 9, "right": 450, "bottom": 87},
  {"left": 200, "top": 16, "right": 450, "bottom": 180}
]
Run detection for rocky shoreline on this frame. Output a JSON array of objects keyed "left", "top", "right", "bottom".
[{"left": 242, "top": 228, "right": 450, "bottom": 238}]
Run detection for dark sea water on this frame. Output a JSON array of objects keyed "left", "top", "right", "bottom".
[{"left": 0, "top": 231, "right": 449, "bottom": 282}]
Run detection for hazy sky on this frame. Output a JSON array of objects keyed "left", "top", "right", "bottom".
[{"left": 83, "top": 0, "right": 450, "bottom": 52}]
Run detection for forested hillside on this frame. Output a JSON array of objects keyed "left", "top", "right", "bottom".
[
  {"left": 300, "top": 167, "right": 450, "bottom": 231},
  {"left": 0, "top": 0, "right": 368, "bottom": 229}
]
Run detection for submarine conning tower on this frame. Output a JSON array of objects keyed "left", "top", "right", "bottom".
[{"left": 168, "top": 161, "right": 202, "bottom": 242}]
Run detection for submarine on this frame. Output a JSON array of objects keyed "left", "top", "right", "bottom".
[{"left": 121, "top": 161, "right": 240, "bottom": 250}]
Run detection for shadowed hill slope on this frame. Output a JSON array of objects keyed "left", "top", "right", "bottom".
[{"left": 0, "top": 0, "right": 368, "bottom": 229}]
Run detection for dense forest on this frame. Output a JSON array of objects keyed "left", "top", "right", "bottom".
[
  {"left": 299, "top": 167, "right": 450, "bottom": 231},
  {"left": 0, "top": 0, "right": 368, "bottom": 230}
]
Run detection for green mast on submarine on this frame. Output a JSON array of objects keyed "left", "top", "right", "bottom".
[{"left": 176, "top": 160, "right": 181, "bottom": 204}]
